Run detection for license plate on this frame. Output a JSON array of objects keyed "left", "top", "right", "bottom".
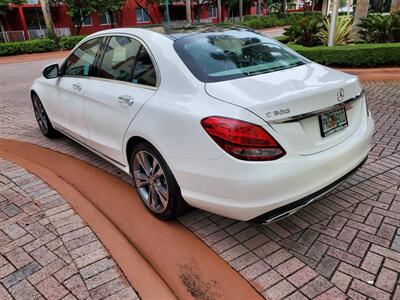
[{"left": 319, "top": 108, "right": 348, "bottom": 137}]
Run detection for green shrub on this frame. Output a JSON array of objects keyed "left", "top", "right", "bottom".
[
  {"left": 392, "top": 13, "right": 400, "bottom": 42},
  {"left": 242, "top": 15, "right": 283, "bottom": 29},
  {"left": 359, "top": 14, "right": 399, "bottom": 43},
  {"left": 59, "top": 35, "right": 86, "bottom": 50},
  {"left": 289, "top": 43, "right": 400, "bottom": 67},
  {"left": 284, "top": 15, "right": 323, "bottom": 46},
  {"left": 240, "top": 12, "right": 322, "bottom": 29},
  {"left": 0, "top": 39, "right": 57, "bottom": 56},
  {"left": 318, "top": 16, "right": 354, "bottom": 46},
  {"left": 274, "top": 35, "right": 289, "bottom": 43}
]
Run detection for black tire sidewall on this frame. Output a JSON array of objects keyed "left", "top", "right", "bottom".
[{"left": 31, "top": 94, "right": 60, "bottom": 139}]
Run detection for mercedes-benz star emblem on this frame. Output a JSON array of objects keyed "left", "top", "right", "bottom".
[{"left": 337, "top": 88, "right": 345, "bottom": 102}]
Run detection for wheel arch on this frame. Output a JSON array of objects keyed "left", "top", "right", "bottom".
[{"left": 126, "top": 136, "right": 154, "bottom": 172}]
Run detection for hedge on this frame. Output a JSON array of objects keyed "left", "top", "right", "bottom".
[
  {"left": 59, "top": 35, "right": 86, "bottom": 50},
  {"left": 0, "top": 39, "right": 57, "bottom": 56},
  {"left": 289, "top": 43, "right": 400, "bottom": 67},
  {"left": 241, "top": 12, "right": 322, "bottom": 29}
]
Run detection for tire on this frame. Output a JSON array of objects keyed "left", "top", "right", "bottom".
[
  {"left": 31, "top": 93, "right": 61, "bottom": 139},
  {"left": 130, "top": 142, "right": 189, "bottom": 220}
]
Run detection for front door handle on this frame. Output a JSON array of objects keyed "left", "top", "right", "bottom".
[
  {"left": 118, "top": 95, "right": 134, "bottom": 105},
  {"left": 72, "top": 83, "right": 82, "bottom": 91}
]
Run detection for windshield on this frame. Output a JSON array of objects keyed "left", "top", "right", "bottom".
[{"left": 173, "top": 30, "right": 308, "bottom": 83}]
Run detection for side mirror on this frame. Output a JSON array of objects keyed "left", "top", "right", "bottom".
[{"left": 43, "top": 64, "right": 59, "bottom": 79}]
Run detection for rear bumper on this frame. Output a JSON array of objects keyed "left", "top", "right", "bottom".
[
  {"left": 251, "top": 156, "right": 367, "bottom": 224},
  {"left": 169, "top": 113, "right": 374, "bottom": 221}
]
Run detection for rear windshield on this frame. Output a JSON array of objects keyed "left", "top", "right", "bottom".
[{"left": 173, "top": 30, "right": 307, "bottom": 83}]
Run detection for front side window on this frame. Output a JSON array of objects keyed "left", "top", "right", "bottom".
[
  {"left": 99, "top": 36, "right": 141, "bottom": 82},
  {"left": 136, "top": 8, "right": 150, "bottom": 23},
  {"left": 174, "top": 30, "right": 307, "bottom": 83},
  {"left": 63, "top": 38, "right": 102, "bottom": 77}
]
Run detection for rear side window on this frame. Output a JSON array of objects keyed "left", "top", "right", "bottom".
[
  {"left": 132, "top": 47, "right": 157, "bottom": 87},
  {"left": 98, "top": 36, "right": 157, "bottom": 87},
  {"left": 63, "top": 38, "right": 102, "bottom": 77},
  {"left": 99, "top": 36, "right": 141, "bottom": 82}
]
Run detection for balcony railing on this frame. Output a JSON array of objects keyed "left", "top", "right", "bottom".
[
  {"left": 0, "top": 27, "right": 72, "bottom": 43},
  {"left": 27, "top": 27, "right": 71, "bottom": 40},
  {"left": 0, "top": 31, "right": 26, "bottom": 43}
]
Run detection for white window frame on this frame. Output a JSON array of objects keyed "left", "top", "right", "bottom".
[
  {"left": 81, "top": 15, "right": 93, "bottom": 27},
  {"left": 136, "top": 8, "right": 150, "bottom": 23},
  {"left": 99, "top": 11, "right": 113, "bottom": 26},
  {"left": 74, "top": 10, "right": 93, "bottom": 27},
  {"left": 208, "top": 6, "right": 217, "bottom": 18}
]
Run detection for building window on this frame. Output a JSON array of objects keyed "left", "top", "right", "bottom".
[
  {"left": 82, "top": 15, "right": 93, "bottom": 26},
  {"left": 208, "top": 6, "right": 217, "bottom": 18},
  {"left": 99, "top": 12, "right": 113, "bottom": 25},
  {"left": 136, "top": 8, "right": 150, "bottom": 23}
]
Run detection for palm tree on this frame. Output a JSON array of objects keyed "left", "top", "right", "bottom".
[
  {"left": 39, "top": 0, "right": 56, "bottom": 40},
  {"left": 351, "top": 0, "right": 370, "bottom": 39},
  {"left": 281, "top": 0, "right": 287, "bottom": 13},
  {"left": 218, "top": 0, "right": 222, "bottom": 21},
  {"left": 186, "top": 0, "right": 191, "bottom": 23},
  {"left": 391, "top": 0, "right": 399, "bottom": 13}
]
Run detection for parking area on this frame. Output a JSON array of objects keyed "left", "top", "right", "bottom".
[{"left": 1, "top": 58, "right": 400, "bottom": 299}]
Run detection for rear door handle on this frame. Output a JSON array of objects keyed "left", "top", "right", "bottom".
[
  {"left": 72, "top": 83, "right": 82, "bottom": 91},
  {"left": 118, "top": 95, "right": 134, "bottom": 105}
]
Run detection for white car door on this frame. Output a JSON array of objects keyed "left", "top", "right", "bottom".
[
  {"left": 83, "top": 35, "right": 157, "bottom": 166},
  {"left": 52, "top": 37, "right": 104, "bottom": 141}
]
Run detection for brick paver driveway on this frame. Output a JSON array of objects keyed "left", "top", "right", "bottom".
[
  {"left": 0, "top": 158, "right": 138, "bottom": 300},
  {"left": 1, "top": 58, "right": 399, "bottom": 299}
]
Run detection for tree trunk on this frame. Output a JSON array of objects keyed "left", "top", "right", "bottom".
[
  {"left": 76, "top": 21, "right": 82, "bottom": 35},
  {"left": 39, "top": 0, "right": 56, "bottom": 40},
  {"left": 280, "top": 0, "right": 287, "bottom": 13},
  {"left": 257, "top": 0, "right": 261, "bottom": 14},
  {"left": 109, "top": 10, "right": 115, "bottom": 28},
  {"left": 239, "top": 0, "right": 243, "bottom": 20},
  {"left": 321, "top": 0, "right": 327, "bottom": 15},
  {"left": 391, "top": 0, "right": 400, "bottom": 13},
  {"left": 218, "top": 0, "right": 222, "bottom": 21},
  {"left": 351, "top": 0, "right": 369, "bottom": 39},
  {"left": 116, "top": 10, "right": 123, "bottom": 27},
  {"left": 186, "top": 0, "right": 191, "bottom": 23}
]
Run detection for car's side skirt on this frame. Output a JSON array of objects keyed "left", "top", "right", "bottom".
[{"left": 54, "top": 126, "right": 130, "bottom": 175}]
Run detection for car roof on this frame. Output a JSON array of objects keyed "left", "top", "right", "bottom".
[{"left": 86, "top": 26, "right": 254, "bottom": 41}]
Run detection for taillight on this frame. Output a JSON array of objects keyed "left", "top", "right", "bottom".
[{"left": 201, "top": 116, "right": 286, "bottom": 161}]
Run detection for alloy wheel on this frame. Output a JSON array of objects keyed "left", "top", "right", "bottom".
[
  {"left": 132, "top": 150, "right": 169, "bottom": 213},
  {"left": 32, "top": 96, "right": 48, "bottom": 134}
]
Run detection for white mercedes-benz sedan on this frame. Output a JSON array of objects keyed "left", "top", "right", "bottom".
[{"left": 31, "top": 28, "right": 374, "bottom": 222}]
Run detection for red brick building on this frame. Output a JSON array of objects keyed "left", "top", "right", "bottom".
[
  {"left": 0, "top": 0, "right": 309, "bottom": 42},
  {"left": 0, "top": 0, "right": 236, "bottom": 42}
]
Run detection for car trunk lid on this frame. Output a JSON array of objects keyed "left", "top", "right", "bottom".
[{"left": 205, "top": 63, "right": 364, "bottom": 155}]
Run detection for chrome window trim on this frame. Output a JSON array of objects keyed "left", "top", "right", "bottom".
[
  {"left": 59, "top": 32, "right": 161, "bottom": 90},
  {"left": 269, "top": 90, "right": 364, "bottom": 124}
]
